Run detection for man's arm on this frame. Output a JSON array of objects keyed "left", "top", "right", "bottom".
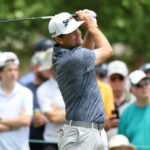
[
  {"left": 1, "top": 116, "right": 32, "bottom": 128},
  {"left": 92, "top": 28, "right": 113, "bottom": 65},
  {"left": 1, "top": 108, "right": 32, "bottom": 128},
  {"left": 77, "top": 11, "right": 113, "bottom": 65},
  {"left": 45, "top": 104, "right": 66, "bottom": 124},
  {"left": 82, "top": 32, "right": 95, "bottom": 49}
]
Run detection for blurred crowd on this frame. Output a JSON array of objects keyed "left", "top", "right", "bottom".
[{"left": 0, "top": 38, "right": 150, "bottom": 150}]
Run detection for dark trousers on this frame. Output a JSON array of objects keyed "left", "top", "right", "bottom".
[
  {"left": 29, "top": 124, "right": 45, "bottom": 150},
  {"left": 30, "top": 143, "right": 44, "bottom": 150},
  {"left": 43, "top": 143, "right": 58, "bottom": 150}
]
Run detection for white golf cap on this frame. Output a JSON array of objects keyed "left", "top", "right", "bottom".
[
  {"left": 129, "top": 70, "right": 147, "bottom": 85},
  {"left": 0, "top": 52, "right": 19, "bottom": 67},
  {"left": 108, "top": 134, "right": 136, "bottom": 150},
  {"left": 48, "top": 12, "right": 84, "bottom": 38},
  {"left": 108, "top": 60, "right": 128, "bottom": 77},
  {"left": 38, "top": 47, "right": 53, "bottom": 71}
]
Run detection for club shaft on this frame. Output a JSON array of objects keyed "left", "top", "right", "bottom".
[
  {"left": 0, "top": 16, "right": 54, "bottom": 23},
  {"left": 0, "top": 14, "right": 77, "bottom": 23}
]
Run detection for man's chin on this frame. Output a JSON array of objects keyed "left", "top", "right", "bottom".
[{"left": 76, "top": 43, "right": 81, "bottom": 47}]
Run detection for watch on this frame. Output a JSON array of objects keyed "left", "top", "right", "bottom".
[{"left": 0, "top": 117, "right": 2, "bottom": 123}]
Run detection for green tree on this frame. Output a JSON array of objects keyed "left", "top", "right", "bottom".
[{"left": 0, "top": 0, "right": 150, "bottom": 74}]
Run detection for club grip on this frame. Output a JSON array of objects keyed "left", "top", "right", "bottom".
[{"left": 72, "top": 14, "right": 77, "bottom": 18}]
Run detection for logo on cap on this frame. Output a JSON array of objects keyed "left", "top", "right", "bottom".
[{"left": 63, "top": 16, "right": 73, "bottom": 27}]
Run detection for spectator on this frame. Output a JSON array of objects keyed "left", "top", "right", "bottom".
[
  {"left": 0, "top": 52, "right": 33, "bottom": 150},
  {"left": 107, "top": 60, "right": 135, "bottom": 138},
  {"left": 96, "top": 63, "right": 108, "bottom": 82},
  {"left": 118, "top": 70, "right": 150, "bottom": 150},
  {"left": 140, "top": 63, "right": 150, "bottom": 76},
  {"left": 96, "top": 63, "right": 115, "bottom": 116},
  {"left": 108, "top": 134, "right": 136, "bottom": 150},
  {"left": 19, "top": 38, "right": 54, "bottom": 85},
  {"left": 95, "top": 63, "right": 115, "bottom": 131},
  {"left": 26, "top": 51, "right": 51, "bottom": 150},
  {"left": 37, "top": 48, "right": 66, "bottom": 150}
]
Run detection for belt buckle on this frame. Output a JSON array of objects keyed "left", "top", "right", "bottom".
[{"left": 91, "top": 123, "right": 94, "bottom": 129}]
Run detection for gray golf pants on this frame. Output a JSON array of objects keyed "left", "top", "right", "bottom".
[{"left": 57, "top": 125, "right": 108, "bottom": 150}]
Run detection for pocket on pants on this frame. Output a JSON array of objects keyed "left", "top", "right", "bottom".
[
  {"left": 59, "top": 126, "right": 80, "bottom": 150},
  {"left": 100, "top": 129, "right": 108, "bottom": 149},
  {"left": 57, "top": 129, "right": 62, "bottom": 148}
]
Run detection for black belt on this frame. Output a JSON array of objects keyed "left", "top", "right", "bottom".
[{"left": 65, "top": 120, "right": 104, "bottom": 130}]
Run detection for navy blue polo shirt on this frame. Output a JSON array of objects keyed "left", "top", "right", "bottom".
[{"left": 53, "top": 45, "right": 105, "bottom": 123}]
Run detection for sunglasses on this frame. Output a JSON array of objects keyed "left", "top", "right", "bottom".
[
  {"left": 110, "top": 75, "right": 125, "bottom": 81},
  {"left": 135, "top": 79, "right": 150, "bottom": 88}
]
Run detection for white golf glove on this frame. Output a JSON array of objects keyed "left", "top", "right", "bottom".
[{"left": 83, "top": 9, "right": 98, "bottom": 26}]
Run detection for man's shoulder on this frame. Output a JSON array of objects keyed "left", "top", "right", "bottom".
[
  {"left": 18, "top": 72, "right": 34, "bottom": 85},
  {"left": 70, "top": 47, "right": 95, "bottom": 64},
  {"left": 73, "top": 47, "right": 93, "bottom": 55},
  {"left": 16, "top": 82, "right": 33, "bottom": 95},
  {"left": 122, "top": 102, "right": 136, "bottom": 115},
  {"left": 37, "top": 78, "right": 51, "bottom": 93}
]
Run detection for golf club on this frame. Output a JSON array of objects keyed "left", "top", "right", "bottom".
[{"left": 0, "top": 14, "right": 77, "bottom": 23}]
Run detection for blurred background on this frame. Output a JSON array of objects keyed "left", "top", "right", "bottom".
[{"left": 0, "top": 0, "right": 150, "bottom": 77}]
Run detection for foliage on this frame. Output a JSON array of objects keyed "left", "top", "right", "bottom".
[{"left": 0, "top": 0, "right": 150, "bottom": 73}]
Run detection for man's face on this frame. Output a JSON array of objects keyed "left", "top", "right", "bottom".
[
  {"left": 1, "top": 64, "right": 19, "bottom": 82},
  {"left": 108, "top": 73, "right": 126, "bottom": 93},
  {"left": 56, "top": 29, "right": 83, "bottom": 49},
  {"left": 37, "top": 70, "right": 51, "bottom": 82},
  {"left": 131, "top": 78, "right": 150, "bottom": 99}
]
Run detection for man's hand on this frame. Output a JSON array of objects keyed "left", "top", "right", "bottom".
[
  {"left": 76, "top": 10, "right": 113, "bottom": 65},
  {"left": 0, "top": 123, "right": 10, "bottom": 132},
  {"left": 104, "top": 114, "right": 119, "bottom": 131},
  {"left": 33, "top": 113, "right": 48, "bottom": 127},
  {"left": 76, "top": 10, "right": 97, "bottom": 31},
  {"left": 82, "top": 9, "right": 98, "bottom": 26}
]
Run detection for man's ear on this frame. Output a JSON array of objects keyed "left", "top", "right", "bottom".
[
  {"left": 54, "top": 37, "right": 64, "bottom": 45},
  {"left": 32, "top": 66, "right": 38, "bottom": 73}
]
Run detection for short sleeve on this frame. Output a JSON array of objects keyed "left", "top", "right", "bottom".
[
  {"left": 37, "top": 86, "right": 53, "bottom": 113},
  {"left": 72, "top": 48, "right": 95, "bottom": 74}
]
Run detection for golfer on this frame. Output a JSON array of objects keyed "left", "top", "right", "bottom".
[{"left": 48, "top": 10, "right": 113, "bottom": 150}]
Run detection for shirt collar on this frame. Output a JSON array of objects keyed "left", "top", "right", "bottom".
[
  {"left": 0, "top": 82, "right": 20, "bottom": 97},
  {"left": 53, "top": 44, "right": 69, "bottom": 54}
]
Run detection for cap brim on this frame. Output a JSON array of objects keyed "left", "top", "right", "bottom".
[
  {"left": 63, "top": 21, "right": 84, "bottom": 35},
  {"left": 38, "top": 64, "right": 53, "bottom": 71},
  {"left": 109, "top": 145, "right": 136, "bottom": 150},
  {"left": 109, "top": 71, "right": 127, "bottom": 77},
  {"left": 132, "top": 76, "right": 147, "bottom": 85}
]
